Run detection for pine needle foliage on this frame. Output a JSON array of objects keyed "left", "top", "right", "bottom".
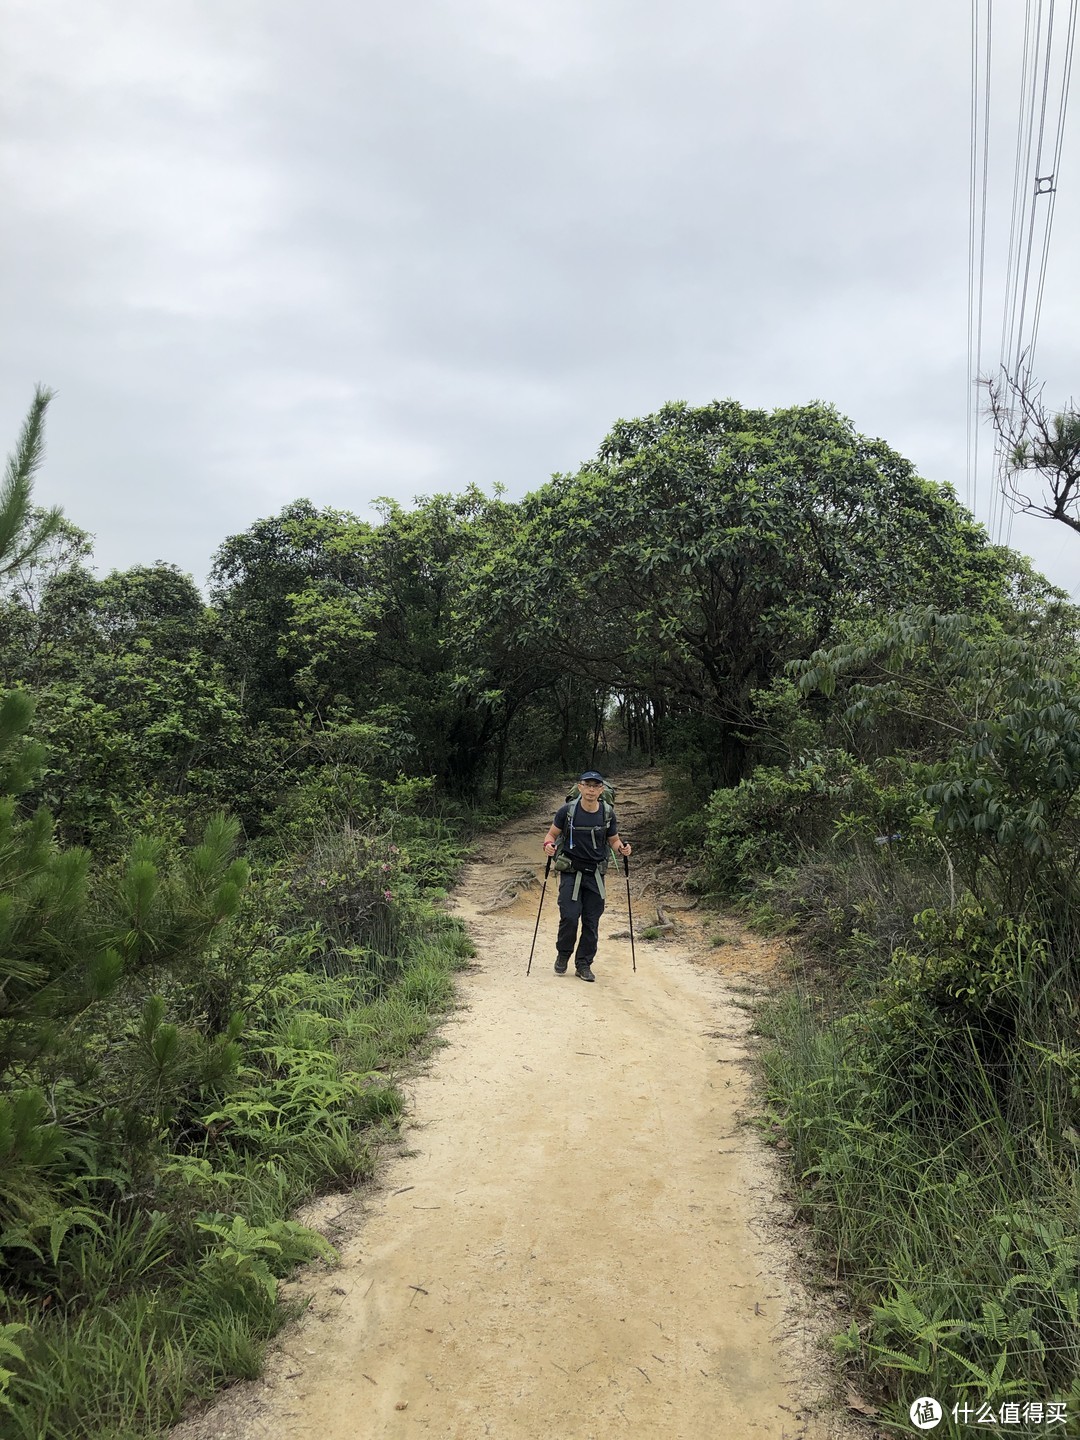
[{"left": 0, "top": 388, "right": 65, "bottom": 583}]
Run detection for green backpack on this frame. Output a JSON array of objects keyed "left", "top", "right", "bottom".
[{"left": 564, "top": 782, "right": 616, "bottom": 808}]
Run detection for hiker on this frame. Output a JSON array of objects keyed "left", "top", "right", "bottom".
[{"left": 542, "top": 771, "right": 631, "bottom": 982}]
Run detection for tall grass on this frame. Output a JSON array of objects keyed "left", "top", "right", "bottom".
[{"left": 753, "top": 878, "right": 1080, "bottom": 1434}]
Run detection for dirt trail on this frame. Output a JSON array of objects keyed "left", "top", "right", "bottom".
[{"left": 175, "top": 773, "right": 858, "bottom": 1440}]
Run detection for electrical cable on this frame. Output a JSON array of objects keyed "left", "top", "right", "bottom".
[
  {"left": 1028, "top": 0, "right": 1077, "bottom": 359},
  {"left": 1005, "top": 0, "right": 1077, "bottom": 547},
  {"left": 968, "top": 0, "right": 1075, "bottom": 546},
  {"left": 1010, "top": 0, "right": 1055, "bottom": 382},
  {"left": 1005, "top": 0, "right": 1055, "bottom": 548},
  {"left": 995, "top": 0, "right": 1043, "bottom": 544},
  {"left": 989, "top": 0, "right": 1035, "bottom": 544},
  {"left": 967, "top": 0, "right": 994, "bottom": 521},
  {"left": 967, "top": 0, "right": 980, "bottom": 515},
  {"left": 996, "top": 0, "right": 1035, "bottom": 378},
  {"left": 975, "top": 2, "right": 993, "bottom": 526}
]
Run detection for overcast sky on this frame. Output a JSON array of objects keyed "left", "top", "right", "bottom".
[{"left": 3, "top": 1, "right": 1078, "bottom": 596}]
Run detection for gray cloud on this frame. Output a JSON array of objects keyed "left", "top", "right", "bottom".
[{"left": 2, "top": 0, "right": 1076, "bottom": 592}]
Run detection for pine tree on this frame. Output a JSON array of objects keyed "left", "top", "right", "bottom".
[{"left": 0, "top": 393, "right": 250, "bottom": 1221}]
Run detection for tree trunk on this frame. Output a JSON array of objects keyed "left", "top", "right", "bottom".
[
  {"left": 494, "top": 736, "right": 506, "bottom": 801},
  {"left": 589, "top": 688, "right": 607, "bottom": 765}
]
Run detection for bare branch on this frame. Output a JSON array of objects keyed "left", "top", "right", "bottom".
[{"left": 982, "top": 363, "right": 1080, "bottom": 535}]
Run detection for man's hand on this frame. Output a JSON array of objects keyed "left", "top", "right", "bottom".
[{"left": 543, "top": 840, "right": 556, "bottom": 855}]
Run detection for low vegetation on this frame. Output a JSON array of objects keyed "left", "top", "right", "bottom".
[
  {"left": 4, "top": 387, "right": 1078, "bottom": 1433},
  {"left": 685, "top": 608, "right": 1080, "bottom": 1425}
]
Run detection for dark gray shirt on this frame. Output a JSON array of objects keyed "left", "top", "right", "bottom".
[{"left": 553, "top": 799, "right": 617, "bottom": 865}]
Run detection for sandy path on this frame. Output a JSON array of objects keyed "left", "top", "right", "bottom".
[{"left": 175, "top": 773, "right": 856, "bottom": 1440}]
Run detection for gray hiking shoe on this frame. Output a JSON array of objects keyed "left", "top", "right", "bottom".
[
  {"left": 554, "top": 955, "right": 569, "bottom": 974},
  {"left": 575, "top": 963, "right": 595, "bottom": 982}
]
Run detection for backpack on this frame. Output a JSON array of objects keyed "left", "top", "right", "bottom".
[
  {"left": 564, "top": 782, "right": 616, "bottom": 808},
  {"left": 554, "top": 787, "right": 615, "bottom": 873}
]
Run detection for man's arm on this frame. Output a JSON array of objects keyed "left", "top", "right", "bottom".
[
  {"left": 543, "top": 806, "right": 567, "bottom": 854},
  {"left": 607, "top": 810, "right": 631, "bottom": 858}
]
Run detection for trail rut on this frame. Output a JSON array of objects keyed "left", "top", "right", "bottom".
[{"left": 174, "top": 772, "right": 860, "bottom": 1440}]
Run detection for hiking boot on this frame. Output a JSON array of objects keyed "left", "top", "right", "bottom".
[
  {"left": 554, "top": 955, "right": 569, "bottom": 974},
  {"left": 575, "top": 963, "right": 595, "bottom": 982}
]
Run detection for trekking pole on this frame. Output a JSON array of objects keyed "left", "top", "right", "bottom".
[
  {"left": 526, "top": 856, "right": 552, "bottom": 976},
  {"left": 623, "top": 855, "right": 636, "bottom": 973}
]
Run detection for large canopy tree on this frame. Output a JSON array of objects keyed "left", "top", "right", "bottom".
[
  {"left": 509, "top": 400, "right": 1017, "bottom": 782},
  {"left": 209, "top": 490, "right": 565, "bottom": 791},
  {"left": 208, "top": 499, "right": 373, "bottom": 716}
]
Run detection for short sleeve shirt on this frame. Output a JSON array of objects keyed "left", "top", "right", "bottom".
[{"left": 553, "top": 799, "right": 617, "bottom": 865}]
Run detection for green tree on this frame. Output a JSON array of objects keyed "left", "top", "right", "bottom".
[
  {"left": 794, "top": 604, "right": 1080, "bottom": 912},
  {"left": 210, "top": 490, "right": 555, "bottom": 795},
  {"left": 209, "top": 499, "right": 374, "bottom": 715},
  {"left": 0, "top": 392, "right": 251, "bottom": 1067},
  {"left": 513, "top": 399, "right": 1017, "bottom": 783},
  {"left": 92, "top": 563, "right": 206, "bottom": 657},
  {"left": 0, "top": 517, "right": 94, "bottom": 689},
  {"left": 448, "top": 490, "right": 586, "bottom": 793}
]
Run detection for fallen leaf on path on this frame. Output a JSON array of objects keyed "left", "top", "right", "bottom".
[{"left": 845, "top": 1388, "right": 878, "bottom": 1417}]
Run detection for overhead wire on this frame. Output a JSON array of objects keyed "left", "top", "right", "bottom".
[
  {"left": 967, "top": 0, "right": 993, "bottom": 520},
  {"left": 969, "top": 0, "right": 1077, "bottom": 548},
  {"left": 1010, "top": 0, "right": 1054, "bottom": 384},
  {"left": 1004, "top": 0, "right": 1077, "bottom": 547},
  {"left": 1028, "top": 0, "right": 1078, "bottom": 361},
  {"left": 966, "top": 0, "right": 979, "bottom": 516},
  {"left": 1004, "top": 0, "right": 1053, "bottom": 547},
  {"left": 993, "top": 0, "right": 1041, "bottom": 546}
]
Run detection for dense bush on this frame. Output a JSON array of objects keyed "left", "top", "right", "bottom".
[
  {"left": 726, "top": 605, "right": 1080, "bottom": 1423},
  {"left": 697, "top": 753, "right": 857, "bottom": 892}
]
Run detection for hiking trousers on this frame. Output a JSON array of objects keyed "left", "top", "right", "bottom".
[{"left": 556, "top": 869, "right": 605, "bottom": 967}]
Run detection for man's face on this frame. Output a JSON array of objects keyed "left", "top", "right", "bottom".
[{"left": 580, "top": 780, "right": 603, "bottom": 793}]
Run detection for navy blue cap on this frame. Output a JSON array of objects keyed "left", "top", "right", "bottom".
[{"left": 578, "top": 770, "right": 605, "bottom": 782}]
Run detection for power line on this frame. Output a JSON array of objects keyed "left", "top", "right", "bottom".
[
  {"left": 1010, "top": 0, "right": 1054, "bottom": 383},
  {"left": 1029, "top": 0, "right": 1078, "bottom": 360},
  {"left": 967, "top": 1, "right": 980, "bottom": 515},
  {"left": 967, "top": 2, "right": 1075, "bottom": 547},
  {"left": 995, "top": 0, "right": 1042, "bottom": 546},
  {"left": 1004, "top": 0, "right": 1077, "bottom": 547},
  {"left": 967, "top": 0, "right": 993, "bottom": 520},
  {"left": 1004, "top": 0, "right": 1052, "bottom": 548}
]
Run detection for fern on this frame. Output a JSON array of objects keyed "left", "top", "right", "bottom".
[{"left": 0, "top": 1322, "right": 28, "bottom": 1411}]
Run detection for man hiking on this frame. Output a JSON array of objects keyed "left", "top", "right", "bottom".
[{"left": 542, "top": 771, "right": 631, "bottom": 982}]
